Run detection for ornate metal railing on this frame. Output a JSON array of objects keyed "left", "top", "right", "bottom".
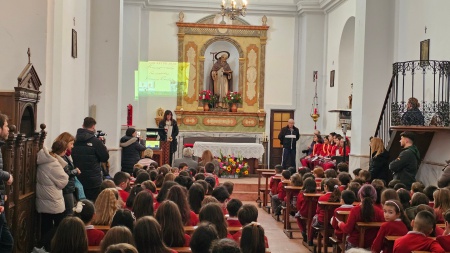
[{"left": 375, "top": 60, "right": 450, "bottom": 141}]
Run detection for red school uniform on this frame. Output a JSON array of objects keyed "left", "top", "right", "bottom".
[
  {"left": 372, "top": 220, "right": 409, "bottom": 253},
  {"left": 295, "top": 191, "right": 318, "bottom": 232},
  {"left": 186, "top": 210, "right": 199, "bottom": 226},
  {"left": 393, "top": 231, "right": 445, "bottom": 253},
  {"left": 315, "top": 192, "right": 333, "bottom": 223},
  {"left": 232, "top": 229, "right": 269, "bottom": 248},
  {"left": 227, "top": 217, "right": 242, "bottom": 228},
  {"left": 183, "top": 234, "right": 191, "bottom": 247},
  {"left": 437, "top": 234, "right": 450, "bottom": 251},
  {"left": 277, "top": 181, "right": 286, "bottom": 200},
  {"left": 86, "top": 225, "right": 105, "bottom": 246},
  {"left": 330, "top": 204, "right": 354, "bottom": 240},
  {"left": 117, "top": 188, "right": 130, "bottom": 204},
  {"left": 269, "top": 174, "right": 282, "bottom": 195},
  {"left": 338, "top": 204, "right": 384, "bottom": 248},
  {"left": 320, "top": 144, "right": 331, "bottom": 157}
]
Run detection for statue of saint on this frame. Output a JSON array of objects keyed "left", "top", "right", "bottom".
[{"left": 211, "top": 53, "right": 232, "bottom": 108}]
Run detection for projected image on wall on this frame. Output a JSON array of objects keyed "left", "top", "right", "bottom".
[{"left": 135, "top": 61, "right": 189, "bottom": 98}]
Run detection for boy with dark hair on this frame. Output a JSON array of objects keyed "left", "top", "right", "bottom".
[
  {"left": 113, "top": 171, "right": 130, "bottom": 203},
  {"left": 194, "top": 173, "right": 206, "bottom": 181},
  {"left": 336, "top": 162, "right": 349, "bottom": 173},
  {"left": 205, "top": 162, "right": 219, "bottom": 186},
  {"left": 359, "top": 170, "right": 371, "bottom": 183},
  {"left": 423, "top": 185, "right": 438, "bottom": 207},
  {"left": 352, "top": 168, "right": 362, "bottom": 178},
  {"left": 269, "top": 165, "right": 284, "bottom": 195},
  {"left": 178, "top": 162, "right": 188, "bottom": 171},
  {"left": 222, "top": 181, "right": 234, "bottom": 196},
  {"left": 393, "top": 210, "right": 445, "bottom": 253},
  {"left": 233, "top": 204, "right": 269, "bottom": 247},
  {"left": 271, "top": 170, "right": 291, "bottom": 215},
  {"left": 226, "top": 199, "right": 243, "bottom": 227},
  {"left": 331, "top": 190, "right": 356, "bottom": 240},
  {"left": 388, "top": 179, "right": 402, "bottom": 189},
  {"left": 411, "top": 181, "right": 425, "bottom": 194},
  {"left": 394, "top": 183, "right": 407, "bottom": 191}
]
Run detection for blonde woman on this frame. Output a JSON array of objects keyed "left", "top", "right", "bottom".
[
  {"left": 369, "top": 137, "right": 389, "bottom": 183},
  {"left": 198, "top": 150, "right": 220, "bottom": 174},
  {"left": 92, "top": 188, "right": 120, "bottom": 225},
  {"left": 138, "top": 148, "right": 156, "bottom": 167}
]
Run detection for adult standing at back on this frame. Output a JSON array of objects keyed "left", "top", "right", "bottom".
[
  {"left": 72, "top": 117, "right": 109, "bottom": 201},
  {"left": 120, "top": 128, "right": 146, "bottom": 174},
  {"left": 278, "top": 119, "right": 300, "bottom": 169},
  {"left": 389, "top": 132, "right": 420, "bottom": 190},
  {"left": 369, "top": 137, "right": 390, "bottom": 183},
  {"left": 158, "top": 110, "right": 179, "bottom": 166}
]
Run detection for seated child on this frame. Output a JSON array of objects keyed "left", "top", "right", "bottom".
[
  {"left": 113, "top": 171, "right": 130, "bottom": 204},
  {"left": 212, "top": 186, "right": 230, "bottom": 215},
  {"left": 358, "top": 170, "right": 371, "bottom": 184},
  {"left": 393, "top": 210, "right": 445, "bottom": 253},
  {"left": 233, "top": 204, "right": 269, "bottom": 248},
  {"left": 423, "top": 185, "right": 438, "bottom": 208},
  {"left": 269, "top": 165, "right": 283, "bottom": 196},
  {"left": 433, "top": 188, "right": 450, "bottom": 224},
  {"left": 405, "top": 192, "right": 429, "bottom": 221},
  {"left": 410, "top": 181, "right": 425, "bottom": 195},
  {"left": 226, "top": 199, "right": 243, "bottom": 227},
  {"left": 73, "top": 200, "right": 105, "bottom": 246},
  {"left": 222, "top": 181, "right": 234, "bottom": 197},
  {"left": 205, "top": 162, "right": 220, "bottom": 186},
  {"left": 372, "top": 199, "right": 411, "bottom": 253},
  {"left": 271, "top": 170, "right": 291, "bottom": 215},
  {"left": 240, "top": 223, "right": 266, "bottom": 253},
  {"left": 295, "top": 178, "right": 317, "bottom": 242},
  {"left": 415, "top": 204, "right": 444, "bottom": 236},
  {"left": 331, "top": 190, "right": 356, "bottom": 241},
  {"left": 352, "top": 168, "right": 362, "bottom": 179},
  {"left": 437, "top": 210, "right": 450, "bottom": 251}
]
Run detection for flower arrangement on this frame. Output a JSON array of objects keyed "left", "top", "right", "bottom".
[
  {"left": 223, "top": 91, "right": 242, "bottom": 104},
  {"left": 217, "top": 152, "right": 249, "bottom": 178},
  {"left": 198, "top": 90, "right": 213, "bottom": 103}
]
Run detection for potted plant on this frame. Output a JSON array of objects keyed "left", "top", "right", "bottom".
[
  {"left": 198, "top": 90, "right": 213, "bottom": 111},
  {"left": 223, "top": 91, "right": 242, "bottom": 112}
]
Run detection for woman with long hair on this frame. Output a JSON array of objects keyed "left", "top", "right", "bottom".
[
  {"left": 133, "top": 216, "right": 175, "bottom": 253},
  {"left": 198, "top": 150, "right": 220, "bottom": 175},
  {"left": 158, "top": 110, "right": 179, "bottom": 165},
  {"left": 199, "top": 203, "right": 231, "bottom": 239},
  {"left": 92, "top": 188, "right": 120, "bottom": 225},
  {"left": 167, "top": 185, "right": 198, "bottom": 226},
  {"left": 369, "top": 137, "right": 390, "bottom": 183},
  {"left": 155, "top": 200, "right": 190, "bottom": 247},
  {"left": 100, "top": 226, "right": 135, "bottom": 253},
  {"left": 51, "top": 217, "right": 88, "bottom": 253}
]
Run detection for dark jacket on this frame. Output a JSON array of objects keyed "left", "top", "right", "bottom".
[
  {"left": 120, "top": 136, "right": 146, "bottom": 174},
  {"left": 158, "top": 119, "right": 179, "bottom": 153},
  {"left": 72, "top": 128, "right": 109, "bottom": 189},
  {"left": 278, "top": 125, "right": 300, "bottom": 150},
  {"left": 401, "top": 108, "right": 425, "bottom": 126},
  {"left": 62, "top": 155, "right": 79, "bottom": 194},
  {"left": 389, "top": 145, "right": 420, "bottom": 190},
  {"left": 438, "top": 165, "right": 450, "bottom": 188},
  {"left": 369, "top": 150, "right": 390, "bottom": 183},
  {"left": 0, "top": 141, "right": 11, "bottom": 205}
]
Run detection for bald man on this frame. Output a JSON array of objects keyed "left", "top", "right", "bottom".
[{"left": 278, "top": 119, "right": 300, "bottom": 169}]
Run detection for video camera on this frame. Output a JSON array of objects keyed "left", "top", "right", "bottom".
[{"left": 95, "top": 130, "right": 107, "bottom": 144}]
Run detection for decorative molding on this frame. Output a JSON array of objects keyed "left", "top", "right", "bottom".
[
  {"left": 245, "top": 44, "right": 258, "bottom": 106},
  {"left": 183, "top": 116, "right": 199, "bottom": 125},
  {"left": 242, "top": 118, "right": 258, "bottom": 127},
  {"left": 183, "top": 42, "right": 198, "bottom": 103},
  {"left": 203, "top": 117, "right": 237, "bottom": 126}
]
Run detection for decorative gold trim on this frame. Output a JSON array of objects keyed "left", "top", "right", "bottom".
[
  {"left": 183, "top": 116, "right": 199, "bottom": 126},
  {"left": 203, "top": 117, "right": 237, "bottom": 127},
  {"left": 242, "top": 118, "right": 258, "bottom": 127}
]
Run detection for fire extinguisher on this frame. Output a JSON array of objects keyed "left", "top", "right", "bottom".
[{"left": 127, "top": 104, "right": 133, "bottom": 126}]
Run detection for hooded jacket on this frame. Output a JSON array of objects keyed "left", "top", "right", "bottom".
[
  {"left": 36, "top": 147, "right": 69, "bottom": 214},
  {"left": 120, "top": 136, "right": 146, "bottom": 174},
  {"left": 72, "top": 128, "right": 109, "bottom": 189},
  {"left": 389, "top": 145, "right": 420, "bottom": 190}
]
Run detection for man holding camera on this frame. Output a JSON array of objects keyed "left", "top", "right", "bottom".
[
  {"left": 72, "top": 117, "right": 109, "bottom": 201},
  {"left": 278, "top": 119, "right": 300, "bottom": 169}
]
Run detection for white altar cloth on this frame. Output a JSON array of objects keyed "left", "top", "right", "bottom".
[{"left": 193, "top": 142, "right": 264, "bottom": 159}]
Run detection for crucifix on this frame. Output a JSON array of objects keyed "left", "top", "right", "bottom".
[
  {"left": 73, "top": 17, "right": 76, "bottom": 26},
  {"left": 425, "top": 26, "right": 427, "bottom": 34},
  {"left": 27, "top": 48, "right": 31, "bottom": 63}
]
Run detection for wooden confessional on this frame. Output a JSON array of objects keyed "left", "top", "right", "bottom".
[{"left": 0, "top": 56, "right": 46, "bottom": 253}]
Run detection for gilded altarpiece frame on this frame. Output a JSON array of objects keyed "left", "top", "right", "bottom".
[{"left": 175, "top": 15, "right": 268, "bottom": 132}]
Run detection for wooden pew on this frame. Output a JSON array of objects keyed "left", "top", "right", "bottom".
[
  {"left": 273, "top": 180, "right": 293, "bottom": 221},
  {"left": 302, "top": 193, "right": 324, "bottom": 245},
  {"left": 93, "top": 225, "right": 110, "bottom": 232},
  {"left": 283, "top": 185, "right": 303, "bottom": 238},
  {"left": 256, "top": 169, "right": 275, "bottom": 207},
  {"left": 94, "top": 225, "right": 241, "bottom": 235},
  {"left": 262, "top": 172, "right": 281, "bottom": 213},
  {"left": 356, "top": 222, "right": 382, "bottom": 248},
  {"left": 315, "top": 201, "right": 341, "bottom": 253}
]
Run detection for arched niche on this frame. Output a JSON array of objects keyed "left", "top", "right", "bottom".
[
  {"left": 20, "top": 105, "right": 34, "bottom": 137},
  {"left": 338, "top": 17, "right": 355, "bottom": 109}
]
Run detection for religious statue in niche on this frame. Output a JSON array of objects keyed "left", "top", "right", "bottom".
[
  {"left": 211, "top": 51, "right": 233, "bottom": 108},
  {"left": 348, "top": 83, "right": 353, "bottom": 109}
]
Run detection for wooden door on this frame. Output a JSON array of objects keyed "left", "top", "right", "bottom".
[{"left": 270, "top": 110, "right": 294, "bottom": 168}]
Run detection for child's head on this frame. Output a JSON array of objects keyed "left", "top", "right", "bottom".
[
  {"left": 410, "top": 192, "right": 430, "bottom": 207},
  {"left": 135, "top": 171, "right": 150, "bottom": 185},
  {"left": 337, "top": 172, "right": 352, "bottom": 188},
  {"left": 111, "top": 209, "right": 136, "bottom": 232},
  {"left": 348, "top": 182, "right": 361, "bottom": 201},
  {"left": 174, "top": 175, "right": 193, "bottom": 189},
  {"left": 388, "top": 179, "right": 401, "bottom": 189},
  {"left": 100, "top": 226, "right": 135, "bottom": 253},
  {"left": 394, "top": 183, "right": 407, "bottom": 191},
  {"left": 383, "top": 199, "right": 412, "bottom": 230},
  {"left": 94, "top": 188, "right": 119, "bottom": 225},
  {"left": 298, "top": 167, "right": 311, "bottom": 177},
  {"left": 164, "top": 173, "right": 176, "bottom": 183},
  {"left": 325, "top": 178, "right": 341, "bottom": 202},
  {"left": 444, "top": 209, "right": 450, "bottom": 226},
  {"left": 190, "top": 222, "right": 219, "bottom": 253},
  {"left": 358, "top": 184, "right": 377, "bottom": 222},
  {"left": 423, "top": 185, "right": 438, "bottom": 201},
  {"left": 188, "top": 168, "right": 197, "bottom": 177},
  {"left": 133, "top": 216, "right": 170, "bottom": 253},
  {"left": 302, "top": 172, "right": 315, "bottom": 181},
  {"left": 211, "top": 238, "right": 241, "bottom": 253},
  {"left": 212, "top": 186, "right": 230, "bottom": 203},
  {"left": 433, "top": 188, "right": 450, "bottom": 211},
  {"left": 226, "top": 199, "right": 243, "bottom": 217},
  {"left": 353, "top": 168, "right": 362, "bottom": 178},
  {"left": 114, "top": 172, "right": 130, "bottom": 190},
  {"left": 156, "top": 181, "right": 177, "bottom": 203},
  {"left": 324, "top": 169, "right": 337, "bottom": 179},
  {"left": 195, "top": 173, "right": 206, "bottom": 181},
  {"left": 104, "top": 243, "right": 138, "bottom": 253},
  {"left": 290, "top": 173, "right": 303, "bottom": 187},
  {"left": 51, "top": 217, "right": 88, "bottom": 253},
  {"left": 240, "top": 223, "right": 265, "bottom": 253},
  {"left": 341, "top": 190, "right": 356, "bottom": 205},
  {"left": 237, "top": 204, "right": 258, "bottom": 226},
  {"left": 275, "top": 165, "right": 283, "bottom": 173},
  {"left": 302, "top": 178, "right": 316, "bottom": 193},
  {"left": 167, "top": 185, "right": 191, "bottom": 225},
  {"left": 359, "top": 170, "right": 371, "bottom": 183},
  {"left": 132, "top": 190, "right": 154, "bottom": 219},
  {"left": 73, "top": 200, "right": 95, "bottom": 225},
  {"left": 199, "top": 203, "right": 228, "bottom": 238},
  {"left": 205, "top": 176, "right": 216, "bottom": 192},
  {"left": 202, "top": 196, "right": 219, "bottom": 206},
  {"left": 381, "top": 188, "right": 399, "bottom": 205},
  {"left": 397, "top": 188, "right": 411, "bottom": 209},
  {"left": 178, "top": 162, "right": 188, "bottom": 171},
  {"left": 154, "top": 200, "right": 186, "bottom": 247},
  {"left": 126, "top": 184, "right": 144, "bottom": 208},
  {"left": 101, "top": 179, "right": 116, "bottom": 191},
  {"left": 205, "top": 162, "right": 215, "bottom": 174},
  {"left": 412, "top": 210, "right": 436, "bottom": 236},
  {"left": 149, "top": 170, "right": 157, "bottom": 181},
  {"left": 372, "top": 179, "right": 385, "bottom": 205},
  {"left": 222, "top": 181, "right": 234, "bottom": 195},
  {"left": 313, "top": 167, "right": 324, "bottom": 178},
  {"left": 141, "top": 180, "right": 157, "bottom": 193},
  {"left": 281, "top": 170, "right": 291, "bottom": 180},
  {"left": 337, "top": 162, "right": 349, "bottom": 173},
  {"left": 188, "top": 183, "right": 205, "bottom": 214},
  {"left": 411, "top": 181, "right": 425, "bottom": 193}
]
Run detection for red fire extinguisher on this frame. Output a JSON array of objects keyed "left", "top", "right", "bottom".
[{"left": 127, "top": 104, "right": 133, "bottom": 126}]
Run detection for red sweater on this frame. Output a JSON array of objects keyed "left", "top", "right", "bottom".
[
  {"left": 269, "top": 174, "right": 282, "bottom": 194},
  {"left": 372, "top": 220, "right": 409, "bottom": 253},
  {"left": 315, "top": 192, "right": 333, "bottom": 223},
  {"left": 227, "top": 218, "right": 242, "bottom": 228},
  {"left": 437, "top": 234, "right": 450, "bottom": 251},
  {"left": 277, "top": 181, "right": 286, "bottom": 200},
  {"left": 86, "top": 227, "right": 105, "bottom": 246},
  {"left": 393, "top": 231, "right": 445, "bottom": 253},
  {"left": 338, "top": 204, "right": 384, "bottom": 248},
  {"left": 183, "top": 234, "right": 191, "bottom": 247},
  {"left": 330, "top": 205, "right": 354, "bottom": 240},
  {"left": 186, "top": 211, "right": 199, "bottom": 226},
  {"left": 296, "top": 192, "right": 318, "bottom": 218},
  {"left": 117, "top": 188, "right": 130, "bottom": 203}
]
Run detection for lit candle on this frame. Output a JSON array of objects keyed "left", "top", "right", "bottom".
[
  {"left": 242, "top": 0, "right": 247, "bottom": 7},
  {"left": 222, "top": 0, "right": 225, "bottom": 7},
  {"left": 314, "top": 108, "right": 317, "bottom": 114},
  {"left": 232, "top": 0, "right": 236, "bottom": 8}
]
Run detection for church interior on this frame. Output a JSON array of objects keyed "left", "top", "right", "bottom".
[{"left": 2, "top": 0, "right": 450, "bottom": 252}]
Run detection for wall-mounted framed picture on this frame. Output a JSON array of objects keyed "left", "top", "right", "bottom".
[
  {"left": 420, "top": 39, "right": 430, "bottom": 67},
  {"left": 330, "top": 70, "right": 335, "bottom": 87},
  {"left": 72, "top": 29, "right": 77, "bottom": 58}
]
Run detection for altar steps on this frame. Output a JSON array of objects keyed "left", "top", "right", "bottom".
[{"left": 219, "top": 177, "right": 259, "bottom": 202}]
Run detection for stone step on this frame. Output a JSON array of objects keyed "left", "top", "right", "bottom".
[{"left": 231, "top": 191, "right": 259, "bottom": 201}]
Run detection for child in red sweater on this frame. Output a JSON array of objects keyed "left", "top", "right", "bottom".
[
  {"left": 73, "top": 200, "right": 104, "bottom": 246},
  {"left": 295, "top": 178, "right": 317, "bottom": 242},
  {"left": 271, "top": 170, "right": 291, "bottom": 215},
  {"left": 226, "top": 199, "right": 243, "bottom": 227},
  {"left": 394, "top": 210, "right": 445, "bottom": 253},
  {"left": 372, "top": 199, "right": 411, "bottom": 253},
  {"left": 331, "top": 190, "right": 356, "bottom": 241},
  {"left": 437, "top": 209, "right": 450, "bottom": 251},
  {"left": 232, "top": 204, "right": 269, "bottom": 248},
  {"left": 114, "top": 171, "right": 130, "bottom": 204},
  {"left": 338, "top": 184, "right": 384, "bottom": 250},
  {"left": 269, "top": 165, "right": 283, "bottom": 195}
]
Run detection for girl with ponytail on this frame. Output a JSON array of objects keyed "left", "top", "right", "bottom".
[
  {"left": 372, "top": 199, "right": 411, "bottom": 253},
  {"left": 240, "top": 222, "right": 266, "bottom": 253},
  {"left": 338, "top": 184, "right": 384, "bottom": 250}
]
